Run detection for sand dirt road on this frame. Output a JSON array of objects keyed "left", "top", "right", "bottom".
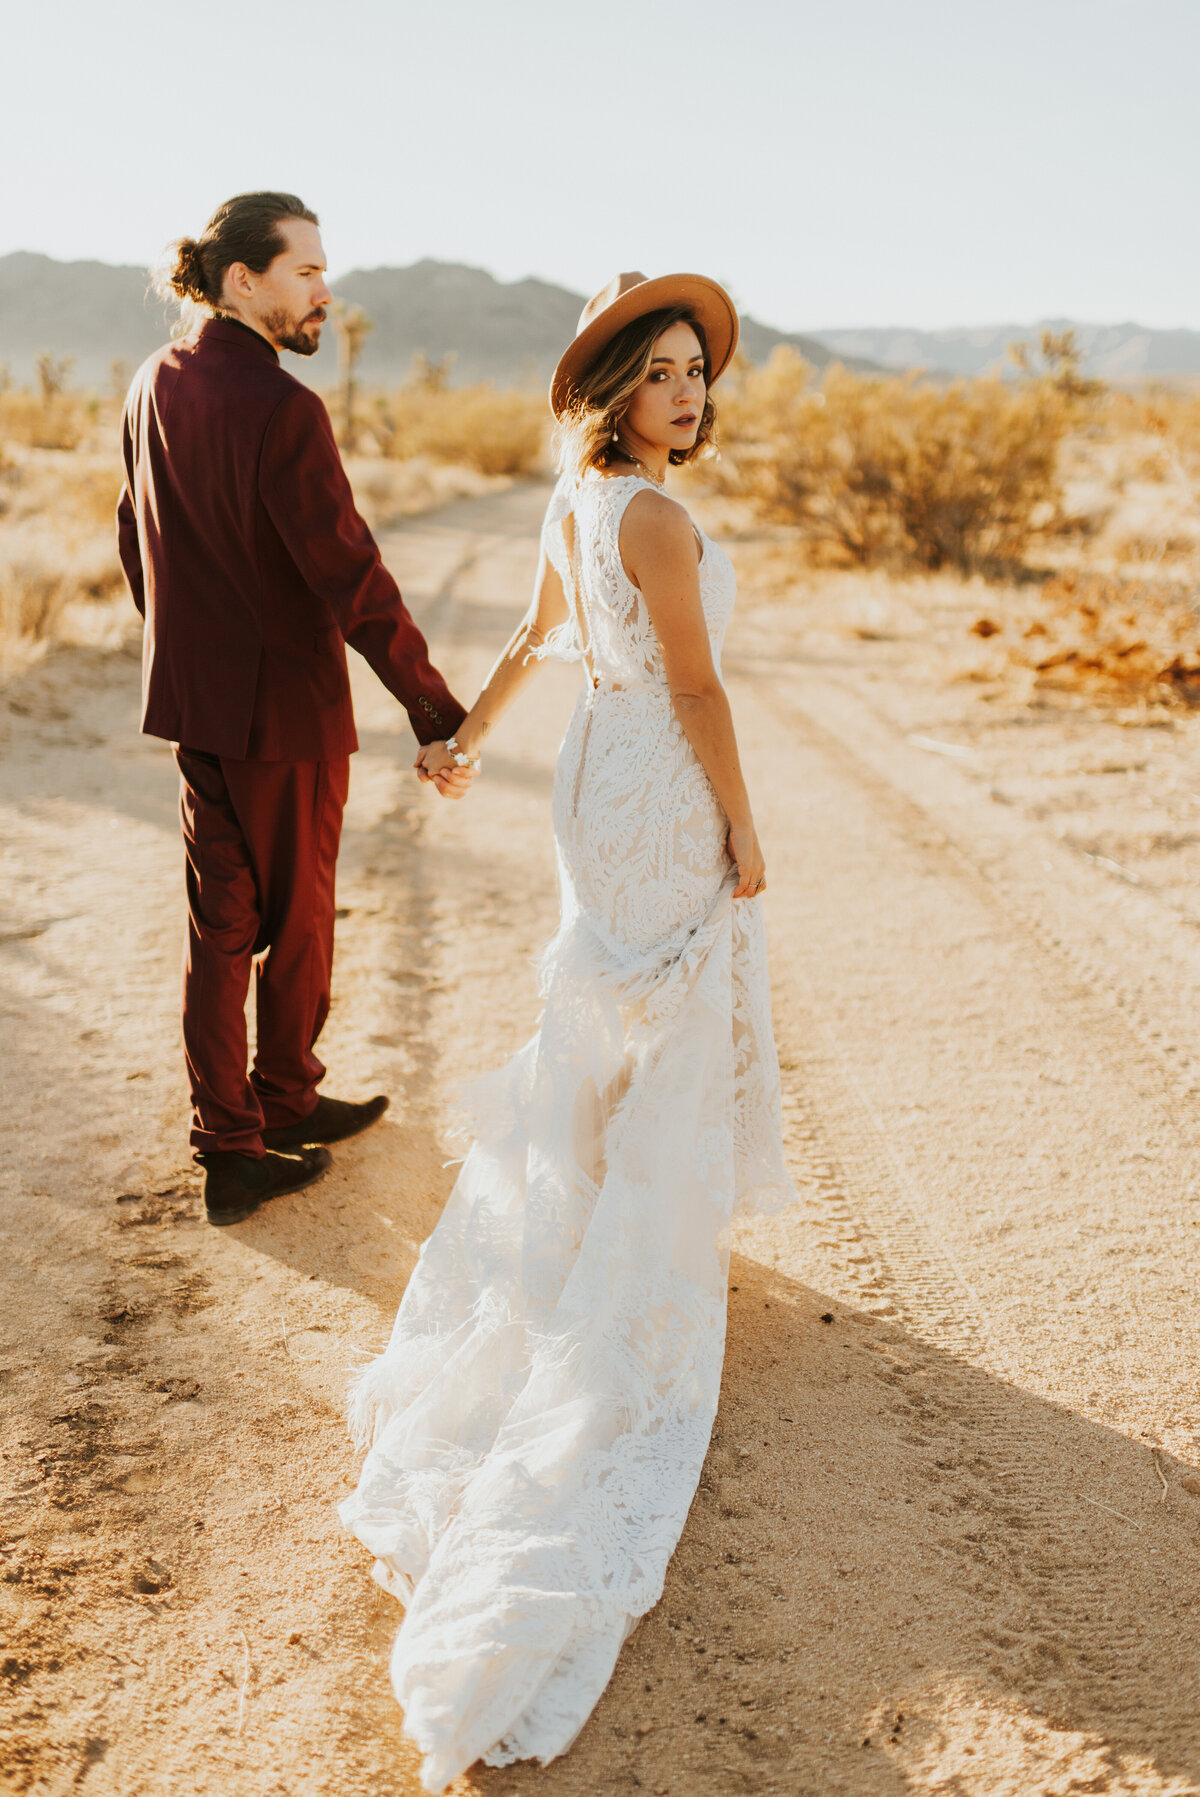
[{"left": 3, "top": 480, "right": 1200, "bottom": 1797}]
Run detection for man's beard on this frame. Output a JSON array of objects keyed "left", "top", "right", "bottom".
[{"left": 263, "top": 307, "right": 325, "bottom": 357}]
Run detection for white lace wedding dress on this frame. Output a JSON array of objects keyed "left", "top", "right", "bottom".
[{"left": 340, "top": 472, "right": 795, "bottom": 1793}]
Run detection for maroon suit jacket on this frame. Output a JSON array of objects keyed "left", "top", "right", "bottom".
[{"left": 117, "top": 316, "right": 465, "bottom": 760}]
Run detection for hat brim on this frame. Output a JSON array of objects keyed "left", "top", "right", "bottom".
[{"left": 549, "top": 274, "right": 740, "bottom": 419}]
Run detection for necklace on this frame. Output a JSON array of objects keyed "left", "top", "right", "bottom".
[{"left": 610, "top": 445, "right": 667, "bottom": 490}]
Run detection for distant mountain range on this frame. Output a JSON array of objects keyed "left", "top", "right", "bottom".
[
  {"left": 0, "top": 252, "right": 871, "bottom": 391},
  {"left": 809, "top": 319, "right": 1200, "bottom": 380},
  {"left": 3, "top": 251, "right": 1198, "bottom": 389}
]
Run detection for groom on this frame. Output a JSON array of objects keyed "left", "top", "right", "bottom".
[{"left": 117, "top": 191, "right": 473, "bottom": 1226}]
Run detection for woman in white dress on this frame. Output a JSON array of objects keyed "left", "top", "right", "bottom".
[{"left": 340, "top": 271, "right": 796, "bottom": 1793}]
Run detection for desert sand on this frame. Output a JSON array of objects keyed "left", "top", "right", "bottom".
[{"left": 3, "top": 480, "right": 1200, "bottom": 1796}]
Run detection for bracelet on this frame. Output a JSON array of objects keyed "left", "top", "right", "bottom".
[{"left": 445, "top": 736, "right": 480, "bottom": 768}]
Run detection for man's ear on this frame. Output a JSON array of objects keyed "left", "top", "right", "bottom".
[{"left": 225, "top": 261, "right": 255, "bottom": 300}]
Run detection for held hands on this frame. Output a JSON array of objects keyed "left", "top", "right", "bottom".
[
  {"left": 727, "top": 819, "right": 767, "bottom": 898},
  {"left": 414, "top": 740, "right": 480, "bottom": 800}
]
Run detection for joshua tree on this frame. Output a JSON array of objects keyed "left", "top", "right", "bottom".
[
  {"left": 408, "top": 351, "right": 455, "bottom": 392},
  {"left": 1009, "top": 329, "right": 1101, "bottom": 400},
  {"left": 35, "top": 353, "right": 73, "bottom": 405},
  {"left": 331, "top": 302, "right": 372, "bottom": 449}
]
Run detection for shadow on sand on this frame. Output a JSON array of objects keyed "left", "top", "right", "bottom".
[{"left": 243, "top": 1142, "right": 1200, "bottom": 1794}]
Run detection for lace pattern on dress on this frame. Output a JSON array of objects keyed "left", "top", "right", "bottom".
[{"left": 340, "top": 471, "right": 796, "bottom": 1794}]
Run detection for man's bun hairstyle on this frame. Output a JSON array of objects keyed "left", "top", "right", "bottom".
[
  {"left": 164, "top": 237, "right": 209, "bottom": 303},
  {"left": 154, "top": 191, "right": 319, "bottom": 310}
]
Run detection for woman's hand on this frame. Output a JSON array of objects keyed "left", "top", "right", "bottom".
[
  {"left": 727, "top": 819, "right": 766, "bottom": 898},
  {"left": 414, "top": 742, "right": 479, "bottom": 799}
]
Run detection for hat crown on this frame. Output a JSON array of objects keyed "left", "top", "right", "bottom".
[{"left": 576, "top": 272, "right": 649, "bottom": 339}]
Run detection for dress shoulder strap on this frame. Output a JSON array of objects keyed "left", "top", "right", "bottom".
[
  {"left": 580, "top": 471, "right": 654, "bottom": 528},
  {"left": 576, "top": 473, "right": 666, "bottom": 574},
  {"left": 586, "top": 474, "right": 706, "bottom": 568}
]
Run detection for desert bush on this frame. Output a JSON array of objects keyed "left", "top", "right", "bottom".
[
  {"left": 0, "top": 537, "right": 69, "bottom": 643},
  {"left": 0, "top": 446, "right": 126, "bottom": 676},
  {"left": 0, "top": 452, "right": 122, "bottom": 530},
  {"left": 363, "top": 373, "right": 546, "bottom": 477},
  {"left": 0, "top": 386, "right": 95, "bottom": 452},
  {"left": 1007, "top": 327, "right": 1104, "bottom": 403},
  {"left": 346, "top": 457, "right": 514, "bottom": 531},
  {"left": 994, "top": 566, "right": 1200, "bottom": 710},
  {"left": 0, "top": 524, "right": 124, "bottom": 652},
  {"left": 1105, "top": 386, "right": 1200, "bottom": 473},
  {"left": 715, "top": 351, "right": 1074, "bottom": 573}
]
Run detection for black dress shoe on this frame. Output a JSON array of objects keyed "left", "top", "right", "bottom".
[
  {"left": 260, "top": 1093, "right": 389, "bottom": 1151},
  {"left": 199, "top": 1147, "right": 332, "bottom": 1226}
]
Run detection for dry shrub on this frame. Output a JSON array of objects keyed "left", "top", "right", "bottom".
[
  {"left": 0, "top": 360, "right": 545, "bottom": 678},
  {"left": 362, "top": 375, "right": 546, "bottom": 477},
  {"left": 983, "top": 568, "right": 1200, "bottom": 709},
  {"left": 715, "top": 350, "right": 1071, "bottom": 573},
  {"left": 346, "top": 457, "right": 513, "bottom": 531},
  {"left": 1107, "top": 386, "right": 1200, "bottom": 470},
  {"left": 1111, "top": 532, "right": 1197, "bottom": 565},
  {"left": 0, "top": 387, "right": 94, "bottom": 452},
  {"left": 1, "top": 451, "right": 122, "bottom": 530},
  {"left": 0, "top": 526, "right": 125, "bottom": 658},
  {"left": 0, "top": 538, "right": 68, "bottom": 642},
  {"left": 2, "top": 535, "right": 100, "bottom": 641},
  {"left": 0, "top": 447, "right": 125, "bottom": 677}
]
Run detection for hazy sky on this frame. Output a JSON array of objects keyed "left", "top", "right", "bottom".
[{"left": 5, "top": 0, "right": 1197, "bottom": 332}]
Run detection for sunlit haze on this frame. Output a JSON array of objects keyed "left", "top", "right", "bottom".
[{"left": 5, "top": 0, "right": 1198, "bottom": 331}]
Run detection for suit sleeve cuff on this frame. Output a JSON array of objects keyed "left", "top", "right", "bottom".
[{"left": 412, "top": 695, "right": 468, "bottom": 746}]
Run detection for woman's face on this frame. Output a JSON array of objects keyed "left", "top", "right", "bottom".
[{"left": 620, "top": 320, "right": 706, "bottom": 454}]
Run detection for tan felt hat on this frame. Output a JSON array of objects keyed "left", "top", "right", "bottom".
[{"left": 550, "top": 271, "right": 740, "bottom": 418}]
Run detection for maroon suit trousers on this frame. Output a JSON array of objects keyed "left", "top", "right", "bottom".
[{"left": 176, "top": 748, "right": 350, "bottom": 1157}]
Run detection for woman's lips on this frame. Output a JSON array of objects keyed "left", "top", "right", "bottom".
[{"left": 672, "top": 414, "right": 697, "bottom": 428}]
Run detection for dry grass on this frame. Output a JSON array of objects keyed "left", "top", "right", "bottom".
[
  {"left": 352, "top": 363, "right": 547, "bottom": 477},
  {"left": 5, "top": 341, "right": 1198, "bottom": 717},
  {"left": 1106, "top": 385, "right": 1200, "bottom": 471},
  {"left": 345, "top": 456, "right": 518, "bottom": 530},
  {"left": 966, "top": 568, "right": 1200, "bottom": 711},
  {"left": 0, "top": 417, "right": 127, "bottom": 680},
  {"left": 0, "top": 390, "right": 91, "bottom": 452},
  {"left": 699, "top": 343, "right": 1200, "bottom": 713},
  {"left": 0, "top": 375, "right": 122, "bottom": 452},
  {"left": 0, "top": 373, "right": 544, "bottom": 682},
  {"left": 711, "top": 349, "right": 1074, "bottom": 573}
]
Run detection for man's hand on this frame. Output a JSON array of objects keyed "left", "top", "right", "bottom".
[{"left": 415, "top": 740, "right": 479, "bottom": 799}]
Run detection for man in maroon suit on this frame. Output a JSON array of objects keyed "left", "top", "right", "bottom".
[{"left": 118, "top": 191, "right": 474, "bottom": 1226}]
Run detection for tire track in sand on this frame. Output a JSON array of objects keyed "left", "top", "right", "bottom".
[{"left": 725, "top": 638, "right": 1200, "bottom": 1787}]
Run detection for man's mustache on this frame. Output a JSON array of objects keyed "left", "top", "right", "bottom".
[{"left": 306, "top": 308, "right": 327, "bottom": 325}]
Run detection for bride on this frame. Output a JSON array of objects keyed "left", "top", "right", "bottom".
[{"left": 340, "top": 271, "right": 796, "bottom": 1792}]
